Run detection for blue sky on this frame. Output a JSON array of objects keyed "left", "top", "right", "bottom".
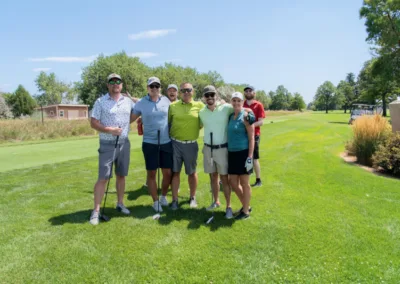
[{"left": 0, "top": 0, "right": 371, "bottom": 103}]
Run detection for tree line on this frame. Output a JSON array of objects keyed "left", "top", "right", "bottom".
[
  {"left": 310, "top": 0, "right": 400, "bottom": 117},
  {"left": 0, "top": 51, "right": 307, "bottom": 118}
]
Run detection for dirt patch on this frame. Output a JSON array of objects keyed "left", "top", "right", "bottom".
[{"left": 340, "top": 152, "right": 400, "bottom": 180}]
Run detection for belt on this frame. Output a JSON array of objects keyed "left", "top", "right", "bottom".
[
  {"left": 205, "top": 143, "right": 228, "bottom": 150},
  {"left": 171, "top": 137, "right": 197, "bottom": 144},
  {"left": 100, "top": 138, "right": 128, "bottom": 145}
]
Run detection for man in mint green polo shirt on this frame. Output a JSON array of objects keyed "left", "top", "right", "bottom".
[
  {"left": 199, "top": 85, "right": 234, "bottom": 218},
  {"left": 168, "top": 82, "right": 204, "bottom": 210}
]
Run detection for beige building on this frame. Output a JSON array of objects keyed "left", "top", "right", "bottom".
[{"left": 36, "top": 104, "right": 89, "bottom": 120}]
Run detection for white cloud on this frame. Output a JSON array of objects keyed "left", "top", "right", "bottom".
[
  {"left": 130, "top": 52, "right": 158, "bottom": 59},
  {"left": 33, "top": 68, "right": 51, "bottom": 72},
  {"left": 128, "top": 29, "right": 176, "bottom": 40},
  {"left": 28, "top": 55, "right": 97, "bottom": 63}
]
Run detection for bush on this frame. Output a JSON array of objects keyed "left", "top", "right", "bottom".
[
  {"left": 345, "top": 114, "right": 391, "bottom": 166},
  {"left": 372, "top": 133, "right": 400, "bottom": 177}
]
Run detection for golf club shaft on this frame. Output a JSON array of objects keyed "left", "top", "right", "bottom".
[
  {"left": 210, "top": 132, "right": 214, "bottom": 219},
  {"left": 157, "top": 130, "right": 161, "bottom": 213},
  {"left": 101, "top": 135, "right": 119, "bottom": 217}
]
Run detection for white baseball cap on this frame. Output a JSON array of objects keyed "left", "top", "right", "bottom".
[{"left": 231, "top": 92, "right": 244, "bottom": 101}]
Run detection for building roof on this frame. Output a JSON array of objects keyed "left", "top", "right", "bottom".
[{"left": 36, "top": 104, "right": 88, "bottom": 109}]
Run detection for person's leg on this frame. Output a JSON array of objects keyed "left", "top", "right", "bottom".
[
  {"left": 188, "top": 173, "right": 198, "bottom": 199},
  {"left": 171, "top": 141, "right": 184, "bottom": 202},
  {"left": 254, "top": 159, "right": 261, "bottom": 180},
  {"left": 220, "top": 174, "right": 230, "bottom": 208},
  {"left": 210, "top": 172, "right": 220, "bottom": 205},
  {"left": 239, "top": 175, "right": 251, "bottom": 214},
  {"left": 252, "top": 136, "right": 262, "bottom": 186},
  {"left": 93, "top": 179, "right": 108, "bottom": 212},
  {"left": 147, "top": 170, "right": 158, "bottom": 201},
  {"left": 229, "top": 175, "right": 242, "bottom": 205},
  {"left": 115, "top": 175, "right": 125, "bottom": 204},
  {"left": 161, "top": 168, "right": 171, "bottom": 196}
]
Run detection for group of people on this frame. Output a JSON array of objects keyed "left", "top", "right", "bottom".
[{"left": 89, "top": 73, "right": 265, "bottom": 225}]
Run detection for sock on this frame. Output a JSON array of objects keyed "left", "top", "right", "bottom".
[{"left": 256, "top": 178, "right": 261, "bottom": 182}]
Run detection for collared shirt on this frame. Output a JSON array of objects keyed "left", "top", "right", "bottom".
[
  {"left": 243, "top": 100, "right": 265, "bottom": 136},
  {"left": 228, "top": 110, "right": 249, "bottom": 151},
  {"left": 133, "top": 94, "right": 171, "bottom": 145},
  {"left": 91, "top": 93, "right": 135, "bottom": 141},
  {"left": 199, "top": 103, "right": 234, "bottom": 145},
  {"left": 168, "top": 99, "right": 204, "bottom": 141}
]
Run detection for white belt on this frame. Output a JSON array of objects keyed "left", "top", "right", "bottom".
[{"left": 171, "top": 137, "right": 196, "bottom": 144}]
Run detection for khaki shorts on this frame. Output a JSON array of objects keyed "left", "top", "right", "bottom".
[{"left": 202, "top": 145, "right": 228, "bottom": 175}]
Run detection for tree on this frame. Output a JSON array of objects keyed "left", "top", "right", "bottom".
[
  {"left": 270, "top": 85, "right": 290, "bottom": 110},
  {"left": 255, "top": 90, "right": 271, "bottom": 110},
  {"left": 77, "top": 52, "right": 151, "bottom": 108},
  {"left": 7, "top": 85, "right": 36, "bottom": 117},
  {"left": 314, "top": 81, "right": 336, "bottom": 113},
  {"left": 217, "top": 85, "right": 236, "bottom": 102},
  {"left": 360, "top": 0, "right": 400, "bottom": 77},
  {"left": 0, "top": 93, "right": 13, "bottom": 119},
  {"left": 358, "top": 58, "right": 399, "bottom": 116},
  {"left": 290, "top": 92, "right": 306, "bottom": 111},
  {"left": 35, "top": 72, "right": 71, "bottom": 106}
]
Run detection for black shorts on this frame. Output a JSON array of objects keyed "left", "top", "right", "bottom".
[
  {"left": 142, "top": 142, "right": 173, "bottom": 171},
  {"left": 228, "top": 149, "right": 253, "bottom": 175},
  {"left": 254, "top": 135, "right": 260, "bottom": 160}
]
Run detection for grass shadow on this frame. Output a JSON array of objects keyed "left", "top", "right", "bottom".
[
  {"left": 328, "top": 121, "right": 349, "bottom": 125},
  {"left": 48, "top": 209, "right": 93, "bottom": 225},
  {"left": 127, "top": 186, "right": 148, "bottom": 201}
]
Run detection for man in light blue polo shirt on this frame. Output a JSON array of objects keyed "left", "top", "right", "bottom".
[
  {"left": 89, "top": 73, "right": 135, "bottom": 225},
  {"left": 131, "top": 77, "right": 172, "bottom": 212}
]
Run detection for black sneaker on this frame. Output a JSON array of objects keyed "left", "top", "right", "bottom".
[
  {"left": 251, "top": 180, "right": 262, "bottom": 187},
  {"left": 235, "top": 211, "right": 250, "bottom": 220},
  {"left": 170, "top": 200, "right": 178, "bottom": 210},
  {"left": 235, "top": 206, "right": 252, "bottom": 215}
]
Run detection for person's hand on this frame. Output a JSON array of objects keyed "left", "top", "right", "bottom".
[
  {"left": 137, "top": 117, "right": 142, "bottom": 124},
  {"left": 245, "top": 157, "right": 253, "bottom": 172},
  {"left": 109, "top": 127, "right": 122, "bottom": 136}
]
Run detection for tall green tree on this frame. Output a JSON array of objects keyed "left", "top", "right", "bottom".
[
  {"left": 360, "top": 0, "right": 400, "bottom": 77},
  {"left": 290, "top": 92, "right": 306, "bottom": 111},
  {"left": 7, "top": 85, "right": 36, "bottom": 117},
  {"left": 77, "top": 52, "right": 151, "bottom": 107},
  {"left": 336, "top": 80, "right": 357, "bottom": 113},
  {"left": 314, "top": 81, "right": 336, "bottom": 113},
  {"left": 358, "top": 58, "right": 399, "bottom": 116},
  {"left": 270, "top": 85, "right": 290, "bottom": 110},
  {"left": 35, "top": 72, "right": 71, "bottom": 105}
]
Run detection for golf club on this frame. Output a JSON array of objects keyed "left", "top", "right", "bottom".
[
  {"left": 206, "top": 132, "right": 215, "bottom": 225},
  {"left": 153, "top": 129, "right": 161, "bottom": 220},
  {"left": 100, "top": 134, "right": 120, "bottom": 222}
]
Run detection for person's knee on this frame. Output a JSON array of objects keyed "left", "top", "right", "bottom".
[
  {"left": 96, "top": 179, "right": 108, "bottom": 186},
  {"left": 115, "top": 175, "right": 125, "bottom": 181},
  {"left": 147, "top": 171, "right": 157, "bottom": 180}
]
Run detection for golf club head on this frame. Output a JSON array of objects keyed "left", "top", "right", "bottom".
[
  {"left": 100, "top": 214, "right": 110, "bottom": 222},
  {"left": 152, "top": 213, "right": 161, "bottom": 220},
  {"left": 205, "top": 216, "right": 214, "bottom": 225}
]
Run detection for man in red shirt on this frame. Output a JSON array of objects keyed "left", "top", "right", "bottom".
[{"left": 243, "top": 85, "right": 265, "bottom": 187}]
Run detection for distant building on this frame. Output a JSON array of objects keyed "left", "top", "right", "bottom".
[{"left": 36, "top": 104, "right": 89, "bottom": 120}]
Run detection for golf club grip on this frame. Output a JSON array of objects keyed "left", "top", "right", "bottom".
[
  {"left": 115, "top": 136, "right": 119, "bottom": 147},
  {"left": 157, "top": 130, "right": 160, "bottom": 145}
]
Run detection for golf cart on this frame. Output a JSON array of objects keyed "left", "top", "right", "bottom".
[{"left": 348, "top": 104, "right": 379, "bottom": 124}]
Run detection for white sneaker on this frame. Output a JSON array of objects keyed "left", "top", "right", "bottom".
[
  {"left": 89, "top": 210, "right": 99, "bottom": 225},
  {"left": 225, "top": 207, "right": 233, "bottom": 219},
  {"left": 153, "top": 201, "right": 163, "bottom": 213},
  {"left": 160, "top": 196, "right": 169, "bottom": 206},
  {"left": 206, "top": 202, "right": 220, "bottom": 211},
  {"left": 189, "top": 197, "right": 198, "bottom": 208},
  {"left": 116, "top": 204, "right": 130, "bottom": 215}
]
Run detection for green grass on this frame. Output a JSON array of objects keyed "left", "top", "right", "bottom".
[{"left": 1, "top": 111, "right": 400, "bottom": 283}]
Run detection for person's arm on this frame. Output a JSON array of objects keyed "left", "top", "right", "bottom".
[
  {"left": 253, "top": 104, "right": 265, "bottom": 127},
  {"left": 90, "top": 118, "right": 122, "bottom": 136},
  {"left": 253, "top": 118, "right": 264, "bottom": 127},
  {"left": 244, "top": 118, "right": 255, "bottom": 158},
  {"left": 130, "top": 113, "right": 140, "bottom": 123},
  {"left": 123, "top": 92, "right": 139, "bottom": 103}
]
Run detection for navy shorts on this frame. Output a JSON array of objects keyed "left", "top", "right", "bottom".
[
  {"left": 142, "top": 142, "right": 173, "bottom": 171},
  {"left": 228, "top": 149, "right": 253, "bottom": 175},
  {"left": 254, "top": 135, "right": 260, "bottom": 160}
]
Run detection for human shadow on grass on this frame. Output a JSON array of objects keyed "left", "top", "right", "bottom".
[
  {"left": 130, "top": 203, "right": 235, "bottom": 231},
  {"left": 48, "top": 207, "right": 135, "bottom": 225},
  {"left": 127, "top": 186, "right": 148, "bottom": 201}
]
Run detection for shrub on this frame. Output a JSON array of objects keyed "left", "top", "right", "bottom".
[
  {"left": 345, "top": 114, "right": 391, "bottom": 166},
  {"left": 372, "top": 133, "right": 400, "bottom": 177}
]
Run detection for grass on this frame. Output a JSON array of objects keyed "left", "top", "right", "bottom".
[{"left": 1, "top": 111, "right": 400, "bottom": 283}]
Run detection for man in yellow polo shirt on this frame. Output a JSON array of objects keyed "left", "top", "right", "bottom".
[{"left": 168, "top": 82, "right": 204, "bottom": 210}]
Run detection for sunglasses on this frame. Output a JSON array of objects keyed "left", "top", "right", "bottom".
[
  {"left": 204, "top": 93, "right": 215, "bottom": 98},
  {"left": 108, "top": 80, "right": 122, "bottom": 85},
  {"left": 180, "top": 88, "right": 193, "bottom": 93},
  {"left": 149, "top": 84, "right": 161, "bottom": 89}
]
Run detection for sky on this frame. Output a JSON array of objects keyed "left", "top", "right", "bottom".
[{"left": 0, "top": 0, "right": 371, "bottom": 103}]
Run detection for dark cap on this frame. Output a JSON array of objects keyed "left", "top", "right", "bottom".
[
  {"left": 244, "top": 85, "right": 255, "bottom": 92},
  {"left": 202, "top": 85, "right": 217, "bottom": 96}
]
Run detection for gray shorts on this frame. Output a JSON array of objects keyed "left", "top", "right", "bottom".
[
  {"left": 202, "top": 146, "right": 228, "bottom": 175},
  {"left": 172, "top": 140, "right": 198, "bottom": 175},
  {"left": 98, "top": 139, "right": 130, "bottom": 180}
]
